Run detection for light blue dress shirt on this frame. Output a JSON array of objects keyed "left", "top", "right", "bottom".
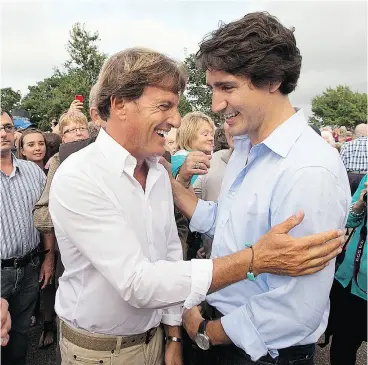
[{"left": 190, "top": 110, "right": 351, "bottom": 361}]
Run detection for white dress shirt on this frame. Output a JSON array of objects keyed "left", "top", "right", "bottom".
[{"left": 49, "top": 129, "right": 213, "bottom": 336}]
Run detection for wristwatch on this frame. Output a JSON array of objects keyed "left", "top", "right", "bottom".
[{"left": 194, "top": 320, "right": 211, "bottom": 350}]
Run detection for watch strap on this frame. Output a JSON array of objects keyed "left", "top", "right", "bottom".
[
  {"left": 198, "top": 319, "right": 208, "bottom": 335},
  {"left": 166, "top": 336, "right": 182, "bottom": 343}
]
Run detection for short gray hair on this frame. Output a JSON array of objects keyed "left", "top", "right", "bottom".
[
  {"left": 89, "top": 84, "right": 99, "bottom": 109},
  {"left": 354, "top": 124, "right": 368, "bottom": 138}
]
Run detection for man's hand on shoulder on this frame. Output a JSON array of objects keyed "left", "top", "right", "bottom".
[{"left": 253, "top": 210, "right": 345, "bottom": 276}]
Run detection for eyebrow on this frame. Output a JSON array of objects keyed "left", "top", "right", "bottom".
[
  {"left": 206, "top": 81, "right": 238, "bottom": 89},
  {"left": 158, "top": 100, "right": 177, "bottom": 107}
]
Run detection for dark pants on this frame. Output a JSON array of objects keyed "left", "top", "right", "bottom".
[
  {"left": 329, "top": 280, "right": 367, "bottom": 365},
  {"left": 55, "top": 250, "right": 64, "bottom": 365},
  {"left": 183, "top": 304, "right": 315, "bottom": 365},
  {"left": 347, "top": 172, "right": 366, "bottom": 195},
  {"left": 186, "top": 342, "right": 315, "bottom": 365},
  {"left": 1, "top": 256, "right": 40, "bottom": 365}
]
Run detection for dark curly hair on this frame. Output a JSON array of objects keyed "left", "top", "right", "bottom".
[{"left": 196, "top": 12, "right": 302, "bottom": 95}]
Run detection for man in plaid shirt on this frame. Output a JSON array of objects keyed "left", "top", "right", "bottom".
[{"left": 340, "top": 123, "right": 367, "bottom": 194}]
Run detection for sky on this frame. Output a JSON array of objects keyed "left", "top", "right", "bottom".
[{"left": 1, "top": 0, "right": 367, "bottom": 118}]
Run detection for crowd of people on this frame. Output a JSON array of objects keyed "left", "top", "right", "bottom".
[{"left": 1, "top": 11, "right": 367, "bottom": 365}]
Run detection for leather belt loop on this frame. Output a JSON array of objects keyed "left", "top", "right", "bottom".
[{"left": 114, "top": 336, "right": 122, "bottom": 355}]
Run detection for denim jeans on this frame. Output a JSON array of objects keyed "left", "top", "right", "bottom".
[{"left": 1, "top": 256, "right": 40, "bottom": 365}]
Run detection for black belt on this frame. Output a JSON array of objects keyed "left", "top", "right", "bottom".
[
  {"left": 1, "top": 248, "right": 49, "bottom": 269},
  {"left": 205, "top": 303, "right": 315, "bottom": 364}
]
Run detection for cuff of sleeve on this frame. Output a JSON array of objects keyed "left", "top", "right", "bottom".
[
  {"left": 189, "top": 199, "right": 214, "bottom": 234},
  {"left": 184, "top": 259, "right": 213, "bottom": 309},
  {"left": 221, "top": 305, "right": 271, "bottom": 361},
  {"left": 162, "top": 306, "right": 183, "bottom": 326}
]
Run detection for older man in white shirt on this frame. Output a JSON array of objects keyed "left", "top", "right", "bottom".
[{"left": 49, "top": 48, "right": 345, "bottom": 365}]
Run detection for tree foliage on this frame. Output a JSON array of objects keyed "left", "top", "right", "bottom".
[
  {"left": 1, "top": 88, "right": 22, "bottom": 112},
  {"left": 21, "top": 23, "right": 106, "bottom": 130},
  {"left": 184, "top": 54, "right": 221, "bottom": 125},
  {"left": 309, "top": 85, "right": 367, "bottom": 128},
  {"left": 178, "top": 95, "right": 192, "bottom": 116},
  {"left": 63, "top": 23, "right": 107, "bottom": 85}
]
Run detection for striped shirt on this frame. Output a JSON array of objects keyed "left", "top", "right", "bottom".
[
  {"left": 340, "top": 137, "right": 368, "bottom": 172},
  {"left": 1, "top": 156, "right": 46, "bottom": 259}
]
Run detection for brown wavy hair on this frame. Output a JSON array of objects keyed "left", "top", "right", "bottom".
[
  {"left": 196, "top": 12, "right": 302, "bottom": 95},
  {"left": 96, "top": 48, "right": 188, "bottom": 120}
]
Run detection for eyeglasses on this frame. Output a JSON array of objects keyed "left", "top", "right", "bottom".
[
  {"left": 0, "top": 125, "right": 15, "bottom": 133},
  {"left": 63, "top": 127, "right": 88, "bottom": 135}
]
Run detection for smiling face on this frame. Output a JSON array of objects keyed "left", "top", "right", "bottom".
[
  {"left": 207, "top": 69, "right": 270, "bottom": 138},
  {"left": 190, "top": 121, "right": 215, "bottom": 154},
  {"left": 20, "top": 132, "right": 46, "bottom": 163},
  {"left": 114, "top": 85, "right": 181, "bottom": 160}
]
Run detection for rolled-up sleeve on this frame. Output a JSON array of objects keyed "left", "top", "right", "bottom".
[
  {"left": 189, "top": 199, "right": 218, "bottom": 238},
  {"left": 221, "top": 167, "right": 350, "bottom": 361},
  {"left": 50, "top": 172, "right": 213, "bottom": 311}
]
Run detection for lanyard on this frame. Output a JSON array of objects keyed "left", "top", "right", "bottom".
[{"left": 353, "top": 212, "right": 367, "bottom": 294}]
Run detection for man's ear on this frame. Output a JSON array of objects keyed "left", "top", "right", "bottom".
[
  {"left": 110, "top": 96, "right": 126, "bottom": 120},
  {"left": 269, "top": 82, "right": 282, "bottom": 93}
]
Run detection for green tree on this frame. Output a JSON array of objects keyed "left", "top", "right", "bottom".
[
  {"left": 63, "top": 23, "right": 107, "bottom": 85},
  {"left": 21, "top": 23, "right": 106, "bottom": 130},
  {"left": 309, "top": 85, "right": 367, "bottom": 128},
  {"left": 1, "top": 88, "right": 22, "bottom": 112},
  {"left": 184, "top": 54, "right": 220, "bottom": 125},
  {"left": 178, "top": 95, "right": 192, "bottom": 116}
]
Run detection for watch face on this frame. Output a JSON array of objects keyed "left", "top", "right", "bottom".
[{"left": 195, "top": 333, "right": 211, "bottom": 350}]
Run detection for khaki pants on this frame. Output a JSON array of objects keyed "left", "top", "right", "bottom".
[{"left": 59, "top": 322, "right": 164, "bottom": 365}]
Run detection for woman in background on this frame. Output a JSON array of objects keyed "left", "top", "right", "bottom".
[
  {"left": 33, "top": 111, "right": 89, "bottom": 351},
  {"left": 172, "top": 112, "right": 215, "bottom": 260},
  {"left": 328, "top": 176, "right": 367, "bottom": 365},
  {"left": 172, "top": 111, "right": 215, "bottom": 185},
  {"left": 17, "top": 128, "right": 46, "bottom": 171}
]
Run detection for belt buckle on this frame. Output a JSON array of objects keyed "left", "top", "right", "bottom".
[{"left": 13, "top": 259, "right": 19, "bottom": 268}]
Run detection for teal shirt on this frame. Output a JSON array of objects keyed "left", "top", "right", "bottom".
[{"left": 335, "top": 175, "right": 367, "bottom": 300}]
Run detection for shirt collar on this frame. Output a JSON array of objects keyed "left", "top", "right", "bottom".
[
  {"left": 10, "top": 154, "right": 20, "bottom": 177},
  {"left": 12, "top": 154, "right": 19, "bottom": 168},
  {"left": 262, "top": 108, "right": 308, "bottom": 158},
  {"left": 95, "top": 128, "right": 160, "bottom": 176}
]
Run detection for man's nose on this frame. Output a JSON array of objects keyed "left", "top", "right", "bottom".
[
  {"left": 212, "top": 91, "right": 227, "bottom": 114},
  {"left": 169, "top": 110, "right": 181, "bottom": 129},
  {"left": 0, "top": 128, "right": 7, "bottom": 138}
]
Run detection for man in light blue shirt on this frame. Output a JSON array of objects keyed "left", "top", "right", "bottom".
[{"left": 172, "top": 12, "right": 351, "bottom": 365}]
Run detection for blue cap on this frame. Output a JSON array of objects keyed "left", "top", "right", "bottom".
[{"left": 13, "top": 117, "right": 33, "bottom": 130}]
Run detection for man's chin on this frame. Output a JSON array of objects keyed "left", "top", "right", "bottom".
[
  {"left": 0, "top": 146, "right": 12, "bottom": 155},
  {"left": 229, "top": 125, "right": 246, "bottom": 137}
]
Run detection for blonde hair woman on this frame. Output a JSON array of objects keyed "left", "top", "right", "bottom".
[{"left": 172, "top": 111, "right": 215, "bottom": 185}]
